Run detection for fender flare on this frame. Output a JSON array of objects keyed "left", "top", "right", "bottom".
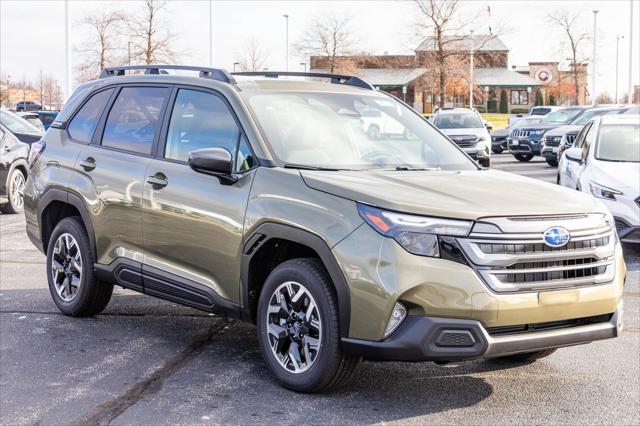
[
  {"left": 38, "top": 188, "right": 97, "bottom": 260},
  {"left": 241, "top": 222, "right": 351, "bottom": 337}
]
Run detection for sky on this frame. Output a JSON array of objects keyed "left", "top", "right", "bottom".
[{"left": 1, "top": 0, "right": 639, "bottom": 101}]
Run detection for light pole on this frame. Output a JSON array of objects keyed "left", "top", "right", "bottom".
[
  {"left": 283, "top": 14, "right": 289, "bottom": 71},
  {"left": 615, "top": 35, "right": 624, "bottom": 102},
  {"left": 233, "top": 62, "right": 239, "bottom": 72},
  {"left": 64, "top": 0, "right": 71, "bottom": 102},
  {"left": 484, "top": 86, "right": 489, "bottom": 112},
  {"left": 591, "top": 10, "right": 598, "bottom": 105},
  {"left": 628, "top": 0, "right": 634, "bottom": 104},
  {"left": 128, "top": 41, "right": 132, "bottom": 67},
  {"left": 469, "top": 30, "right": 474, "bottom": 109},
  {"left": 209, "top": 0, "right": 214, "bottom": 67},
  {"left": 300, "top": 62, "right": 307, "bottom": 72}
]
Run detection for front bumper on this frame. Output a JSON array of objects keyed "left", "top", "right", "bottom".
[
  {"left": 342, "top": 303, "right": 622, "bottom": 361},
  {"left": 615, "top": 217, "right": 640, "bottom": 243},
  {"left": 541, "top": 145, "right": 559, "bottom": 160}
]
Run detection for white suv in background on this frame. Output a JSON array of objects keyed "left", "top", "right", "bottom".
[
  {"left": 558, "top": 114, "right": 640, "bottom": 243},
  {"left": 432, "top": 108, "right": 491, "bottom": 167}
]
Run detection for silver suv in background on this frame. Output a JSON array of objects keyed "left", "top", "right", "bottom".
[{"left": 432, "top": 108, "right": 491, "bottom": 167}]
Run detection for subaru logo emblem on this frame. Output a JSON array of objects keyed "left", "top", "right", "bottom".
[{"left": 543, "top": 227, "right": 571, "bottom": 248}]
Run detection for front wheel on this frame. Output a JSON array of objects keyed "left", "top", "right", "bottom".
[
  {"left": 545, "top": 158, "right": 558, "bottom": 167},
  {"left": 257, "top": 258, "right": 360, "bottom": 393},
  {"left": 513, "top": 153, "right": 534, "bottom": 162},
  {"left": 479, "top": 158, "right": 491, "bottom": 168},
  {"left": 0, "top": 168, "right": 26, "bottom": 214}
]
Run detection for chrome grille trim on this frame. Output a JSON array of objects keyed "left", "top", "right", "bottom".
[
  {"left": 510, "top": 129, "right": 531, "bottom": 138},
  {"left": 458, "top": 214, "right": 616, "bottom": 293}
]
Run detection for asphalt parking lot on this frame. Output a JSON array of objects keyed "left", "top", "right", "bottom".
[{"left": 1, "top": 153, "right": 639, "bottom": 425}]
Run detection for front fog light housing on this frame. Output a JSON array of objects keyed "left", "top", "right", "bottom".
[{"left": 384, "top": 302, "right": 407, "bottom": 338}]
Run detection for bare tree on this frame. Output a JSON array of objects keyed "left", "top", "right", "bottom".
[
  {"left": 548, "top": 10, "right": 589, "bottom": 105},
  {"left": 236, "top": 38, "right": 270, "bottom": 72},
  {"left": 75, "top": 9, "right": 126, "bottom": 81},
  {"left": 38, "top": 73, "right": 62, "bottom": 110},
  {"left": 129, "top": 0, "right": 176, "bottom": 65},
  {"left": 296, "top": 14, "right": 356, "bottom": 73}
]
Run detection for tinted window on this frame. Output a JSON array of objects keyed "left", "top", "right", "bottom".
[
  {"left": 165, "top": 89, "right": 240, "bottom": 162},
  {"left": 542, "top": 108, "right": 584, "bottom": 124},
  {"left": 596, "top": 124, "right": 640, "bottom": 162},
  {"left": 434, "top": 113, "right": 483, "bottom": 129},
  {"left": 102, "top": 87, "right": 168, "bottom": 155},
  {"left": 68, "top": 89, "right": 113, "bottom": 143}
]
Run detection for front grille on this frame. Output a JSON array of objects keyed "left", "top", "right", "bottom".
[
  {"left": 544, "top": 136, "right": 562, "bottom": 147},
  {"left": 510, "top": 129, "right": 531, "bottom": 139},
  {"left": 457, "top": 214, "right": 616, "bottom": 293},
  {"left": 450, "top": 135, "right": 478, "bottom": 147},
  {"left": 486, "top": 314, "right": 613, "bottom": 336}
]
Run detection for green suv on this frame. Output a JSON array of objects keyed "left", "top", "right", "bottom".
[{"left": 24, "top": 66, "right": 625, "bottom": 393}]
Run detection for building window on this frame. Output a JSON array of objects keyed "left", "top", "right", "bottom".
[{"left": 510, "top": 90, "right": 529, "bottom": 105}]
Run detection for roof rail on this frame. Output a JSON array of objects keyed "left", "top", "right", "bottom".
[
  {"left": 232, "top": 71, "right": 375, "bottom": 90},
  {"left": 100, "top": 65, "right": 236, "bottom": 84}
]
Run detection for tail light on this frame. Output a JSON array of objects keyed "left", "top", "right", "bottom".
[{"left": 29, "top": 141, "right": 46, "bottom": 167}]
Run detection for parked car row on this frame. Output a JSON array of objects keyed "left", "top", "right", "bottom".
[{"left": 557, "top": 114, "right": 639, "bottom": 244}]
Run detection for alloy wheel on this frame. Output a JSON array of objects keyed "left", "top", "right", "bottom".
[
  {"left": 11, "top": 172, "right": 25, "bottom": 209},
  {"left": 51, "top": 233, "right": 83, "bottom": 302},
  {"left": 265, "top": 281, "right": 322, "bottom": 374}
]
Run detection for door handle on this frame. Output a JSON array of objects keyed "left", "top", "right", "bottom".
[
  {"left": 147, "top": 174, "right": 168, "bottom": 188},
  {"left": 79, "top": 157, "right": 96, "bottom": 171}
]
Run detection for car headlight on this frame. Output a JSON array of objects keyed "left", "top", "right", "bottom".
[
  {"left": 357, "top": 204, "right": 473, "bottom": 257},
  {"left": 532, "top": 129, "right": 546, "bottom": 136},
  {"left": 589, "top": 181, "right": 622, "bottom": 200}
]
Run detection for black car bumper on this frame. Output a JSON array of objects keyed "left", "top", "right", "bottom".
[
  {"left": 615, "top": 218, "right": 640, "bottom": 244},
  {"left": 341, "top": 311, "right": 621, "bottom": 362}
]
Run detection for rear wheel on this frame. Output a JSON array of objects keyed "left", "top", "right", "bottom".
[
  {"left": 492, "top": 146, "right": 504, "bottom": 154},
  {"left": 491, "top": 348, "right": 557, "bottom": 363},
  {"left": 46, "top": 217, "right": 113, "bottom": 316},
  {"left": 479, "top": 158, "right": 491, "bottom": 168},
  {"left": 513, "top": 153, "right": 534, "bottom": 162},
  {"left": 1, "top": 168, "right": 26, "bottom": 214},
  {"left": 257, "top": 258, "right": 360, "bottom": 393},
  {"left": 545, "top": 158, "right": 558, "bottom": 167}
]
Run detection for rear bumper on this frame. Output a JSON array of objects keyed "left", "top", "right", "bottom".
[{"left": 342, "top": 302, "right": 622, "bottom": 362}]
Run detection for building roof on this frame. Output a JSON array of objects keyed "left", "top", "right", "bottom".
[
  {"left": 415, "top": 35, "right": 509, "bottom": 52},
  {"left": 474, "top": 68, "right": 543, "bottom": 87},
  {"left": 309, "top": 68, "right": 428, "bottom": 87}
]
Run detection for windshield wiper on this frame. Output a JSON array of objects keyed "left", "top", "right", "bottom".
[{"left": 283, "top": 163, "right": 343, "bottom": 171}]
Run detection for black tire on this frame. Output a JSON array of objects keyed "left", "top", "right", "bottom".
[
  {"left": 492, "top": 146, "right": 503, "bottom": 154},
  {"left": 0, "top": 167, "right": 26, "bottom": 214},
  {"left": 46, "top": 217, "right": 113, "bottom": 316},
  {"left": 491, "top": 348, "right": 557, "bottom": 363},
  {"left": 545, "top": 158, "right": 558, "bottom": 167},
  {"left": 514, "top": 153, "right": 534, "bottom": 162},
  {"left": 479, "top": 158, "right": 491, "bottom": 168},
  {"left": 257, "top": 258, "right": 361, "bottom": 393}
]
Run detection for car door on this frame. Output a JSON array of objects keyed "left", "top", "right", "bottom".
[
  {"left": 563, "top": 122, "right": 592, "bottom": 189},
  {"left": 142, "top": 87, "right": 257, "bottom": 307},
  {"left": 69, "top": 85, "right": 171, "bottom": 278}
]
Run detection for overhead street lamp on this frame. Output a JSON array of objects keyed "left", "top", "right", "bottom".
[
  {"left": 591, "top": 10, "right": 598, "bottom": 105},
  {"left": 615, "top": 35, "right": 624, "bottom": 102},
  {"left": 283, "top": 14, "right": 289, "bottom": 71},
  {"left": 469, "top": 30, "right": 474, "bottom": 109}
]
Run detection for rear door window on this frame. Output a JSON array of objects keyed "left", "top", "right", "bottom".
[
  {"left": 102, "top": 87, "right": 169, "bottom": 155},
  {"left": 67, "top": 89, "right": 114, "bottom": 143}
]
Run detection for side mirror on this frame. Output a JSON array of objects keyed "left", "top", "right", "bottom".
[
  {"left": 564, "top": 147, "right": 584, "bottom": 164},
  {"left": 484, "top": 122, "right": 493, "bottom": 132},
  {"left": 188, "top": 147, "right": 237, "bottom": 184}
]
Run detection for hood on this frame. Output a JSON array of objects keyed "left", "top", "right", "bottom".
[
  {"left": 513, "top": 122, "right": 563, "bottom": 133},
  {"left": 591, "top": 161, "right": 640, "bottom": 196},
  {"left": 300, "top": 169, "right": 602, "bottom": 220},
  {"left": 544, "top": 125, "right": 583, "bottom": 137},
  {"left": 491, "top": 128, "right": 510, "bottom": 137},
  {"left": 439, "top": 128, "right": 488, "bottom": 138}
]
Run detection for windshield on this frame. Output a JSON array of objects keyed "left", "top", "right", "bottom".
[
  {"left": 571, "top": 109, "right": 612, "bottom": 126},
  {"left": 595, "top": 124, "right": 639, "bottom": 162},
  {"left": 0, "top": 110, "right": 42, "bottom": 135},
  {"left": 245, "top": 91, "right": 476, "bottom": 171},
  {"left": 530, "top": 107, "right": 552, "bottom": 116},
  {"left": 433, "top": 112, "right": 483, "bottom": 129},
  {"left": 542, "top": 108, "right": 584, "bottom": 124},
  {"left": 512, "top": 116, "right": 543, "bottom": 128}
]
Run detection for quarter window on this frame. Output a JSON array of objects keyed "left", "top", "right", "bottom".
[
  {"left": 67, "top": 89, "right": 113, "bottom": 143},
  {"left": 165, "top": 89, "right": 241, "bottom": 164},
  {"left": 102, "top": 87, "right": 169, "bottom": 155}
]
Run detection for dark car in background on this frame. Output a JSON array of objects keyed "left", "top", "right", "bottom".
[
  {"left": 540, "top": 106, "right": 628, "bottom": 167},
  {"left": 15, "top": 101, "right": 43, "bottom": 112},
  {"left": 491, "top": 116, "right": 544, "bottom": 153},
  {"left": 33, "top": 111, "right": 58, "bottom": 130},
  {"left": 0, "top": 109, "right": 43, "bottom": 145},
  {"left": 507, "top": 106, "right": 589, "bottom": 162},
  {"left": 0, "top": 123, "right": 29, "bottom": 213}
]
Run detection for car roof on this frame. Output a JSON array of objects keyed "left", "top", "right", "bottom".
[{"left": 435, "top": 108, "right": 477, "bottom": 114}]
